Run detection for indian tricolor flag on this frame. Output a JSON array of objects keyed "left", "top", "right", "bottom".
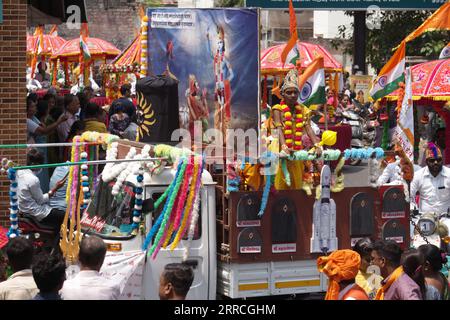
[
  {"left": 394, "top": 67, "right": 414, "bottom": 160},
  {"left": 80, "top": 35, "right": 91, "bottom": 61},
  {"left": 297, "top": 56, "right": 326, "bottom": 106},
  {"left": 281, "top": 31, "right": 299, "bottom": 67},
  {"left": 439, "top": 42, "right": 450, "bottom": 59},
  {"left": 370, "top": 41, "right": 406, "bottom": 101}
]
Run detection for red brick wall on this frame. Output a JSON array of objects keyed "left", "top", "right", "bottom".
[
  {"left": 56, "top": 0, "right": 141, "bottom": 51},
  {"left": 0, "top": 0, "right": 27, "bottom": 227}
]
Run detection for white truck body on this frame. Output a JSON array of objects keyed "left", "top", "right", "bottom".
[{"left": 100, "top": 167, "right": 324, "bottom": 299}]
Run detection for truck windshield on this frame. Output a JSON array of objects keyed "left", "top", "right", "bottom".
[{"left": 81, "top": 180, "right": 141, "bottom": 239}]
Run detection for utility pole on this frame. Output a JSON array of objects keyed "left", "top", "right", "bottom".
[{"left": 353, "top": 11, "right": 366, "bottom": 74}]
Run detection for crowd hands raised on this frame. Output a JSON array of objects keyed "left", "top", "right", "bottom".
[{"left": 0, "top": 235, "right": 194, "bottom": 300}]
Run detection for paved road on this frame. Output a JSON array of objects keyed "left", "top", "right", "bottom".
[{"left": 341, "top": 160, "right": 370, "bottom": 187}]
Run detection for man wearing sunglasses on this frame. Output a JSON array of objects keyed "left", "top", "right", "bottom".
[{"left": 410, "top": 142, "right": 450, "bottom": 215}]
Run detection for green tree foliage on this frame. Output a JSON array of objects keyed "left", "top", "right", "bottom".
[
  {"left": 332, "top": 11, "right": 450, "bottom": 72},
  {"left": 214, "top": 0, "right": 244, "bottom": 7},
  {"left": 144, "top": 0, "right": 170, "bottom": 7}
]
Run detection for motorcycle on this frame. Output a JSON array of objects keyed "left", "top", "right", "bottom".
[
  {"left": 18, "top": 213, "right": 60, "bottom": 253},
  {"left": 410, "top": 210, "right": 450, "bottom": 253}
]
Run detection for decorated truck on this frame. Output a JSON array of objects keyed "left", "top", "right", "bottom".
[{"left": 75, "top": 139, "right": 410, "bottom": 300}]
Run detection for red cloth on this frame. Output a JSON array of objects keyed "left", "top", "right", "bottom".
[
  {"left": 433, "top": 106, "right": 450, "bottom": 165},
  {"left": 35, "top": 89, "right": 47, "bottom": 98},
  {"left": 319, "top": 124, "right": 352, "bottom": 152},
  {"left": 318, "top": 124, "right": 352, "bottom": 168},
  {"left": 35, "top": 89, "right": 70, "bottom": 98},
  {"left": 0, "top": 226, "right": 8, "bottom": 249},
  {"left": 90, "top": 96, "right": 108, "bottom": 107}
]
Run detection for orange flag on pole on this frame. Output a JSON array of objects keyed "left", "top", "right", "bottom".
[
  {"left": 398, "top": 2, "right": 450, "bottom": 46},
  {"left": 281, "top": 0, "right": 299, "bottom": 66},
  {"left": 288, "top": 0, "right": 297, "bottom": 35}
]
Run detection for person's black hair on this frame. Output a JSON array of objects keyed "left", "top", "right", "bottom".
[
  {"left": 36, "top": 99, "right": 49, "bottom": 120},
  {"left": 401, "top": 249, "right": 426, "bottom": 298},
  {"left": 64, "top": 94, "right": 76, "bottom": 110},
  {"left": 353, "top": 237, "right": 374, "bottom": 261},
  {"left": 418, "top": 244, "right": 447, "bottom": 272},
  {"left": 49, "top": 106, "right": 64, "bottom": 121},
  {"left": 26, "top": 95, "right": 36, "bottom": 110},
  {"left": 78, "top": 236, "right": 106, "bottom": 270},
  {"left": 373, "top": 240, "right": 403, "bottom": 267},
  {"left": 32, "top": 253, "right": 66, "bottom": 293},
  {"left": 120, "top": 84, "right": 131, "bottom": 96},
  {"left": 85, "top": 102, "right": 101, "bottom": 118},
  {"left": 28, "top": 92, "right": 38, "bottom": 103},
  {"left": 6, "top": 237, "right": 33, "bottom": 272},
  {"left": 114, "top": 101, "right": 125, "bottom": 113},
  {"left": 67, "top": 120, "right": 85, "bottom": 140},
  {"left": 43, "top": 93, "right": 56, "bottom": 102},
  {"left": 27, "top": 148, "right": 44, "bottom": 166},
  {"left": 162, "top": 263, "right": 194, "bottom": 297}
]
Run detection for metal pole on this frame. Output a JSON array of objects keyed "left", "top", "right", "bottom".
[
  {"left": 0, "top": 142, "right": 102, "bottom": 149},
  {"left": 12, "top": 157, "right": 168, "bottom": 171}
]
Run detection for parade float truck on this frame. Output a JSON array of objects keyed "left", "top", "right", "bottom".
[{"left": 77, "top": 139, "right": 411, "bottom": 300}]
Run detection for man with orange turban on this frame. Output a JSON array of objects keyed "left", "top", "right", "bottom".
[
  {"left": 410, "top": 142, "right": 450, "bottom": 215},
  {"left": 317, "top": 249, "right": 369, "bottom": 300}
]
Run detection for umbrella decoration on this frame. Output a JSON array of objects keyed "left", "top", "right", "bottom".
[
  {"left": 261, "top": 41, "right": 343, "bottom": 75},
  {"left": 27, "top": 34, "right": 67, "bottom": 58},
  {"left": 50, "top": 32, "right": 120, "bottom": 87},
  {"left": 50, "top": 37, "right": 120, "bottom": 63},
  {"left": 387, "top": 58, "right": 450, "bottom": 101},
  {"left": 99, "top": 35, "right": 142, "bottom": 74}
]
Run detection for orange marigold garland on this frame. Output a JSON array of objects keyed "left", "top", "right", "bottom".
[{"left": 280, "top": 103, "right": 304, "bottom": 151}]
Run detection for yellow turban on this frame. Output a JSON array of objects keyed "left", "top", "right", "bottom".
[{"left": 317, "top": 249, "right": 361, "bottom": 300}]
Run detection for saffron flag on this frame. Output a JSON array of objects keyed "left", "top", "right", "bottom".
[
  {"left": 370, "top": 41, "right": 406, "bottom": 101},
  {"left": 394, "top": 67, "right": 414, "bottom": 161},
  {"left": 288, "top": 0, "right": 297, "bottom": 35},
  {"left": 31, "top": 26, "right": 44, "bottom": 79},
  {"left": 439, "top": 42, "right": 450, "bottom": 59},
  {"left": 36, "top": 30, "right": 44, "bottom": 55},
  {"left": 298, "top": 56, "right": 326, "bottom": 106},
  {"left": 281, "top": 0, "right": 299, "bottom": 67},
  {"left": 401, "top": 2, "right": 450, "bottom": 45}
]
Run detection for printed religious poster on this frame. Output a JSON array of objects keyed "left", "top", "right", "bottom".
[
  {"left": 349, "top": 75, "right": 373, "bottom": 104},
  {"left": 144, "top": 8, "right": 260, "bottom": 143}
]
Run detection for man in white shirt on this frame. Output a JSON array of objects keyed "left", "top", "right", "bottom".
[
  {"left": 377, "top": 158, "right": 422, "bottom": 186},
  {"left": 410, "top": 143, "right": 450, "bottom": 214},
  {"left": 0, "top": 238, "right": 38, "bottom": 300},
  {"left": 61, "top": 236, "right": 120, "bottom": 300},
  {"left": 57, "top": 94, "right": 80, "bottom": 143},
  {"left": 17, "top": 149, "right": 66, "bottom": 231}
]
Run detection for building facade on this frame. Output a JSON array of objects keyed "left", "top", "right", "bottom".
[{"left": 0, "top": 0, "right": 27, "bottom": 227}]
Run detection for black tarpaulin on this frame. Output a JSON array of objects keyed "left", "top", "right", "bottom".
[{"left": 136, "top": 75, "right": 180, "bottom": 143}]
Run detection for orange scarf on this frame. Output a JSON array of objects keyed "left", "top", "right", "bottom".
[
  {"left": 317, "top": 250, "right": 361, "bottom": 300},
  {"left": 374, "top": 266, "right": 404, "bottom": 300}
]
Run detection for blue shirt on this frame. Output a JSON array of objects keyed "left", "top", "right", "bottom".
[{"left": 49, "top": 165, "right": 69, "bottom": 211}]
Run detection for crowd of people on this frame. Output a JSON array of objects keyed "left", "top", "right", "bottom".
[
  {"left": 25, "top": 83, "right": 138, "bottom": 194},
  {"left": 0, "top": 236, "right": 194, "bottom": 300},
  {"left": 318, "top": 239, "right": 450, "bottom": 300}
]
